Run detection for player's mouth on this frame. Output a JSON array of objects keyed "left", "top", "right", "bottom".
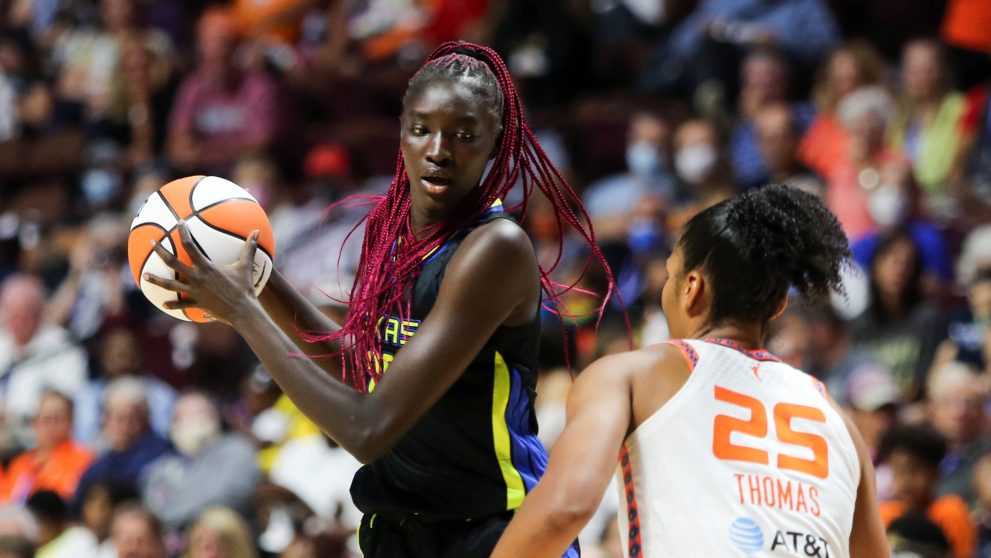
[{"left": 421, "top": 174, "right": 453, "bottom": 194}]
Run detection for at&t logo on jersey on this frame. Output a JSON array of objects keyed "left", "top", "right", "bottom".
[
  {"left": 729, "top": 517, "right": 764, "bottom": 554},
  {"left": 728, "top": 517, "right": 831, "bottom": 557}
]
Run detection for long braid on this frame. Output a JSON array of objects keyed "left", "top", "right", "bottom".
[{"left": 312, "top": 41, "right": 627, "bottom": 391}]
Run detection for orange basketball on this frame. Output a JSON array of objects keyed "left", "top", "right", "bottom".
[{"left": 127, "top": 175, "right": 276, "bottom": 322}]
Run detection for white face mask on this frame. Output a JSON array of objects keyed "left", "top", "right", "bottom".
[
  {"left": 868, "top": 183, "right": 909, "bottom": 227},
  {"left": 675, "top": 144, "right": 717, "bottom": 184},
  {"left": 171, "top": 418, "right": 219, "bottom": 457},
  {"left": 626, "top": 141, "right": 664, "bottom": 177}
]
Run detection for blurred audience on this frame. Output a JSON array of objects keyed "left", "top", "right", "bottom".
[
  {"left": 73, "top": 378, "right": 171, "bottom": 511},
  {"left": 182, "top": 507, "right": 257, "bottom": 558},
  {"left": 167, "top": 7, "right": 281, "bottom": 176},
  {"left": 878, "top": 425, "right": 976, "bottom": 558},
  {"left": 799, "top": 41, "right": 887, "bottom": 179},
  {"left": 73, "top": 325, "right": 177, "bottom": 447},
  {"left": 142, "top": 393, "right": 260, "bottom": 531},
  {"left": 0, "top": 274, "right": 87, "bottom": 450},
  {"left": 0, "top": 392, "right": 92, "bottom": 503},
  {"left": 25, "top": 490, "right": 97, "bottom": 558},
  {"left": 101, "top": 503, "right": 166, "bottom": 558}
]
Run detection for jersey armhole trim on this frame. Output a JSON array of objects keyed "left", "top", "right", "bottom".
[{"left": 662, "top": 339, "right": 698, "bottom": 372}]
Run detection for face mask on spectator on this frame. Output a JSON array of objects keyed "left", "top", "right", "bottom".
[
  {"left": 171, "top": 418, "right": 219, "bottom": 457},
  {"left": 868, "top": 183, "right": 909, "bottom": 228},
  {"left": 675, "top": 144, "right": 716, "bottom": 184},
  {"left": 628, "top": 218, "right": 664, "bottom": 254},
  {"left": 81, "top": 168, "right": 122, "bottom": 206},
  {"left": 626, "top": 141, "right": 665, "bottom": 177}
]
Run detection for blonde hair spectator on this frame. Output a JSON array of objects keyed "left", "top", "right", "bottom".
[{"left": 183, "top": 507, "right": 258, "bottom": 558}]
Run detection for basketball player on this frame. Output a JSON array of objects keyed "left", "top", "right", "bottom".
[
  {"left": 491, "top": 184, "right": 889, "bottom": 557},
  {"left": 146, "top": 42, "right": 609, "bottom": 557}
]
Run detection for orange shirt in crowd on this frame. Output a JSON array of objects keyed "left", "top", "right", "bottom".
[
  {"left": 0, "top": 441, "right": 94, "bottom": 503},
  {"left": 233, "top": 0, "right": 309, "bottom": 44},
  {"left": 941, "top": 0, "right": 991, "bottom": 52},
  {"left": 799, "top": 112, "right": 850, "bottom": 179},
  {"left": 825, "top": 147, "right": 903, "bottom": 240},
  {"left": 879, "top": 496, "right": 976, "bottom": 558}
]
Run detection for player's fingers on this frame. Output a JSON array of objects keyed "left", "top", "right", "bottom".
[
  {"left": 150, "top": 240, "right": 193, "bottom": 275},
  {"left": 239, "top": 230, "right": 259, "bottom": 264},
  {"left": 177, "top": 221, "right": 210, "bottom": 267},
  {"left": 142, "top": 273, "right": 191, "bottom": 293},
  {"left": 163, "top": 298, "right": 200, "bottom": 310}
]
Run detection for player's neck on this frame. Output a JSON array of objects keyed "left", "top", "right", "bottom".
[{"left": 691, "top": 322, "right": 764, "bottom": 350}]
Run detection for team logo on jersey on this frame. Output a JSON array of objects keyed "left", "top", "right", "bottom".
[
  {"left": 728, "top": 517, "right": 830, "bottom": 557},
  {"left": 729, "top": 517, "right": 764, "bottom": 554}
]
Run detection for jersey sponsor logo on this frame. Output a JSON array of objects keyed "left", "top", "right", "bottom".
[
  {"left": 729, "top": 518, "right": 830, "bottom": 557},
  {"left": 729, "top": 517, "right": 764, "bottom": 554},
  {"left": 733, "top": 473, "right": 821, "bottom": 517}
]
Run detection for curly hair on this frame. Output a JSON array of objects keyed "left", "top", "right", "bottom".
[{"left": 678, "top": 184, "right": 850, "bottom": 325}]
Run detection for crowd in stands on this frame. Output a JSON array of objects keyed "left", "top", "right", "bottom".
[{"left": 2, "top": 0, "right": 991, "bottom": 556}]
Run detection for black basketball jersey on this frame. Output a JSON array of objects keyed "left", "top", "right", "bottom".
[{"left": 349, "top": 205, "right": 548, "bottom": 521}]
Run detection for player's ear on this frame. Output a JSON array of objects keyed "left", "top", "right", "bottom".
[
  {"left": 770, "top": 297, "right": 789, "bottom": 321},
  {"left": 683, "top": 269, "right": 707, "bottom": 317}
]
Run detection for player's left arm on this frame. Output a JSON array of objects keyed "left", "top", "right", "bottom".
[{"left": 490, "top": 354, "right": 635, "bottom": 558}]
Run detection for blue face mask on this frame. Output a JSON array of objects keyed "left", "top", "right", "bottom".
[
  {"left": 628, "top": 218, "right": 664, "bottom": 254},
  {"left": 626, "top": 141, "right": 664, "bottom": 177},
  {"left": 81, "top": 168, "right": 121, "bottom": 206}
]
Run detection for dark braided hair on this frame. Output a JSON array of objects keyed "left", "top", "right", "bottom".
[
  {"left": 678, "top": 184, "right": 850, "bottom": 325},
  {"left": 311, "top": 41, "right": 624, "bottom": 391}
]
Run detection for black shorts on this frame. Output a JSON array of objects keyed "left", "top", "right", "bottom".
[{"left": 356, "top": 511, "right": 581, "bottom": 558}]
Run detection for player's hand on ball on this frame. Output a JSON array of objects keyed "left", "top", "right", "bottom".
[{"left": 144, "top": 221, "right": 260, "bottom": 326}]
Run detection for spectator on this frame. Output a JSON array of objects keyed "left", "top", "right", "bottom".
[
  {"left": 849, "top": 161, "right": 954, "bottom": 286},
  {"left": 666, "top": 118, "right": 735, "bottom": 232},
  {"left": 183, "top": 507, "right": 257, "bottom": 558},
  {"left": 0, "top": 391, "right": 93, "bottom": 503},
  {"left": 79, "top": 481, "right": 140, "bottom": 557},
  {"left": 73, "top": 325, "right": 177, "bottom": 447},
  {"left": 101, "top": 503, "right": 166, "bottom": 558},
  {"left": 928, "top": 361, "right": 991, "bottom": 505},
  {"left": 25, "top": 490, "right": 98, "bottom": 558},
  {"left": 886, "top": 511, "right": 953, "bottom": 558},
  {"left": 844, "top": 365, "right": 899, "bottom": 462},
  {"left": 45, "top": 215, "right": 135, "bottom": 343},
  {"left": 753, "top": 103, "right": 823, "bottom": 195},
  {"left": 0, "top": 273, "right": 87, "bottom": 449},
  {"left": 889, "top": 39, "right": 969, "bottom": 203},
  {"left": 74, "top": 378, "right": 172, "bottom": 511},
  {"left": 940, "top": 0, "right": 991, "bottom": 91},
  {"left": 51, "top": 0, "right": 174, "bottom": 125},
  {"left": 0, "top": 535, "right": 35, "bottom": 558},
  {"left": 167, "top": 7, "right": 281, "bottom": 175},
  {"left": 828, "top": 86, "right": 903, "bottom": 239},
  {"left": 933, "top": 266, "right": 991, "bottom": 372},
  {"left": 142, "top": 392, "right": 260, "bottom": 530},
  {"left": 638, "top": 0, "right": 839, "bottom": 96},
  {"left": 878, "top": 425, "right": 976, "bottom": 558},
  {"left": 728, "top": 49, "right": 814, "bottom": 190},
  {"left": 582, "top": 111, "right": 675, "bottom": 241},
  {"left": 799, "top": 40, "right": 887, "bottom": 179},
  {"left": 852, "top": 231, "right": 946, "bottom": 399}
]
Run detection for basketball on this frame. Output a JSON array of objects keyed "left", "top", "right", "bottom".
[{"left": 127, "top": 175, "right": 276, "bottom": 322}]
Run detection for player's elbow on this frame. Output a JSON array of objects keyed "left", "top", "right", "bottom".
[
  {"left": 346, "top": 422, "right": 394, "bottom": 464},
  {"left": 542, "top": 486, "right": 599, "bottom": 533}
]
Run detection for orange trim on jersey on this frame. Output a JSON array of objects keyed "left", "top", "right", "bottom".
[
  {"left": 619, "top": 445, "right": 644, "bottom": 558},
  {"left": 702, "top": 338, "right": 782, "bottom": 363},
  {"left": 663, "top": 340, "right": 699, "bottom": 372}
]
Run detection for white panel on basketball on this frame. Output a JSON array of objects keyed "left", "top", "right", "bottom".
[
  {"left": 250, "top": 250, "right": 274, "bottom": 296},
  {"left": 131, "top": 192, "right": 179, "bottom": 231},
  {"left": 190, "top": 176, "right": 258, "bottom": 211},
  {"left": 138, "top": 236, "right": 188, "bottom": 321}
]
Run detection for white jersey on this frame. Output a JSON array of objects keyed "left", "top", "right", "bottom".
[{"left": 615, "top": 339, "right": 860, "bottom": 558}]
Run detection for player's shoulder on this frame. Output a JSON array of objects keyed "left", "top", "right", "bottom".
[
  {"left": 578, "top": 343, "right": 689, "bottom": 386},
  {"left": 451, "top": 217, "right": 535, "bottom": 273}
]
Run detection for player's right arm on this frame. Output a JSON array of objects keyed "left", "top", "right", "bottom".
[{"left": 832, "top": 399, "right": 889, "bottom": 558}]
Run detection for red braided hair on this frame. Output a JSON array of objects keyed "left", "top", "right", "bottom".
[{"left": 312, "top": 41, "right": 625, "bottom": 391}]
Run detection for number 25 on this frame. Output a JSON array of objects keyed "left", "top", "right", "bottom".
[{"left": 712, "top": 386, "right": 829, "bottom": 479}]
